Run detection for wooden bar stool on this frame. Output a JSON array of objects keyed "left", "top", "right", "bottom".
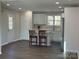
[
  {"left": 39, "top": 30, "right": 47, "bottom": 47},
  {"left": 29, "top": 30, "right": 37, "bottom": 46}
]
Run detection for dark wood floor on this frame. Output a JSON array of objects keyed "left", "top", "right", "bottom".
[{"left": 0, "top": 40, "right": 64, "bottom": 59}]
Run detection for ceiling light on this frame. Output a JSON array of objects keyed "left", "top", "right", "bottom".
[
  {"left": 18, "top": 8, "right": 22, "bottom": 10},
  {"left": 59, "top": 6, "right": 62, "bottom": 9},
  {"left": 56, "top": 2, "right": 60, "bottom": 4},
  {"left": 6, "top": 3, "right": 10, "bottom": 6}
]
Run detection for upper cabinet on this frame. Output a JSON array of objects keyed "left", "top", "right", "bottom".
[{"left": 33, "top": 14, "right": 47, "bottom": 25}]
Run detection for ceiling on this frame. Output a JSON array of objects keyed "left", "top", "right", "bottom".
[{"left": 1, "top": 0, "right": 79, "bottom": 12}]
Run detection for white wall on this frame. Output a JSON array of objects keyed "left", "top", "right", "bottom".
[
  {"left": 0, "top": 2, "right": 2, "bottom": 54},
  {"left": 1, "top": 7, "right": 21, "bottom": 46},
  {"left": 64, "top": 7, "right": 79, "bottom": 54},
  {"left": 20, "top": 11, "right": 32, "bottom": 40}
]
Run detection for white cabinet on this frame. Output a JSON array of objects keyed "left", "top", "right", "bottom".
[{"left": 33, "top": 14, "right": 47, "bottom": 25}]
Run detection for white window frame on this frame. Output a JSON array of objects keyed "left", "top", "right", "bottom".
[{"left": 8, "top": 16, "right": 13, "bottom": 30}]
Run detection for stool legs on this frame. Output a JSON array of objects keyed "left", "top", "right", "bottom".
[
  {"left": 29, "top": 37, "right": 38, "bottom": 46},
  {"left": 39, "top": 37, "right": 47, "bottom": 47},
  {"left": 29, "top": 38, "right": 32, "bottom": 46},
  {"left": 29, "top": 36, "right": 47, "bottom": 47}
]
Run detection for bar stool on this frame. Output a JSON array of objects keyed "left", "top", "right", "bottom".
[
  {"left": 39, "top": 30, "right": 47, "bottom": 47},
  {"left": 29, "top": 30, "right": 37, "bottom": 46}
]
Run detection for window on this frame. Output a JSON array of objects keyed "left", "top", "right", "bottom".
[
  {"left": 55, "top": 16, "right": 61, "bottom": 26},
  {"left": 54, "top": 16, "right": 61, "bottom": 31},
  {"left": 55, "top": 16, "right": 61, "bottom": 21},
  {"left": 48, "top": 15, "right": 61, "bottom": 32},
  {"left": 48, "top": 16, "right": 53, "bottom": 25},
  {"left": 8, "top": 16, "right": 13, "bottom": 30}
]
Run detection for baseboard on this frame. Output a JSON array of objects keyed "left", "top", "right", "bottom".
[
  {"left": 1, "top": 42, "right": 8, "bottom": 46},
  {"left": 1, "top": 39, "right": 20, "bottom": 46},
  {"left": 20, "top": 39, "right": 29, "bottom": 40}
]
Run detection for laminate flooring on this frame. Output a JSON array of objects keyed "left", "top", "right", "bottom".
[{"left": 0, "top": 40, "right": 64, "bottom": 59}]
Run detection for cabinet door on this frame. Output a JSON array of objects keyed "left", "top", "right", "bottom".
[
  {"left": 33, "top": 14, "right": 38, "bottom": 24},
  {"left": 33, "top": 14, "right": 47, "bottom": 25}
]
